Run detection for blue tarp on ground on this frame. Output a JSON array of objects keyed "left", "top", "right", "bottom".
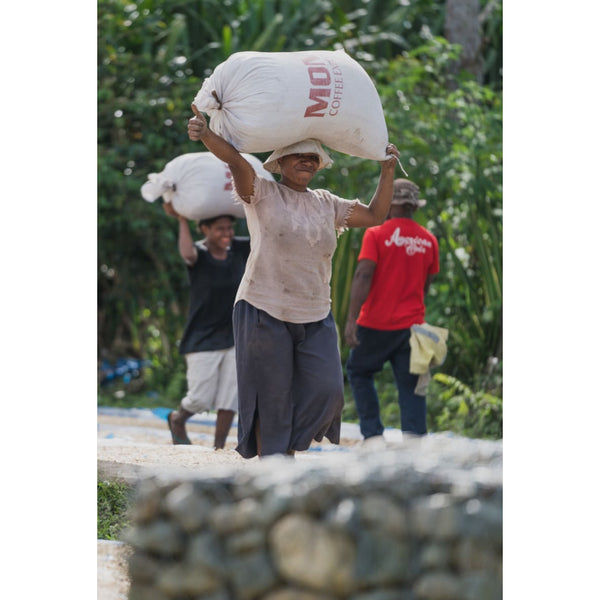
[{"left": 98, "top": 405, "right": 405, "bottom": 449}]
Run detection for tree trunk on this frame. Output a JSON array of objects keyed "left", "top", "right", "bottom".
[{"left": 445, "top": 0, "right": 483, "bottom": 82}]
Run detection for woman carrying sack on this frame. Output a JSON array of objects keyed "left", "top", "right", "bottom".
[{"left": 188, "top": 104, "right": 401, "bottom": 458}]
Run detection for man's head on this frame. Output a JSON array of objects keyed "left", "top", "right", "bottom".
[
  {"left": 389, "top": 179, "right": 426, "bottom": 219},
  {"left": 391, "top": 179, "right": 426, "bottom": 207}
]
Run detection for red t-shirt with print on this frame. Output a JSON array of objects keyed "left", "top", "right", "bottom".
[{"left": 356, "top": 218, "right": 439, "bottom": 330}]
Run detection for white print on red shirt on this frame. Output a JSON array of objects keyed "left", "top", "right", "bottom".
[{"left": 384, "top": 226, "right": 432, "bottom": 256}]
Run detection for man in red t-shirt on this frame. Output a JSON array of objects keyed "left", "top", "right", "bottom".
[{"left": 344, "top": 179, "right": 439, "bottom": 439}]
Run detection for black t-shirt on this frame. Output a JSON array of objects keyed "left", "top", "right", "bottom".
[{"left": 178, "top": 238, "right": 250, "bottom": 354}]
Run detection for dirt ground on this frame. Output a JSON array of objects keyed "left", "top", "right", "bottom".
[
  {"left": 98, "top": 540, "right": 133, "bottom": 600},
  {"left": 97, "top": 407, "right": 382, "bottom": 599}
]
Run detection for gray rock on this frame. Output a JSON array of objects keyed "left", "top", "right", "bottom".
[
  {"left": 413, "top": 571, "right": 462, "bottom": 600},
  {"left": 270, "top": 513, "right": 356, "bottom": 595},
  {"left": 351, "top": 590, "right": 416, "bottom": 600},
  {"left": 209, "top": 497, "right": 263, "bottom": 534},
  {"left": 228, "top": 548, "right": 279, "bottom": 599},
  {"left": 256, "top": 486, "right": 296, "bottom": 524},
  {"left": 187, "top": 531, "right": 226, "bottom": 576},
  {"left": 263, "top": 587, "right": 337, "bottom": 600},
  {"left": 354, "top": 530, "right": 412, "bottom": 586},
  {"left": 419, "top": 542, "right": 451, "bottom": 571},
  {"left": 360, "top": 493, "right": 408, "bottom": 535},
  {"left": 200, "top": 592, "right": 235, "bottom": 600},
  {"left": 127, "top": 551, "right": 162, "bottom": 582},
  {"left": 460, "top": 571, "right": 502, "bottom": 600},
  {"left": 226, "top": 527, "right": 267, "bottom": 554},
  {"left": 460, "top": 498, "right": 502, "bottom": 544},
  {"left": 302, "top": 481, "right": 344, "bottom": 515},
  {"left": 409, "top": 494, "right": 461, "bottom": 540},
  {"left": 164, "top": 481, "right": 212, "bottom": 531},
  {"left": 129, "top": 478, "right": 163, "bottom": 523},
  {"left": 326, "top": 497, "right": 361, "bottom": 532},
  {"left": 122, "top": 519, "right": 184, "bottom": 556},
  {"left": 157, "top": 562, "right": 221, "bottom": 596},
  {"left": 128, "top": 581, "right": 171, "bottom": 600},
  {"left": 452, "top": 538, "right": 499, "bottom": 571}
]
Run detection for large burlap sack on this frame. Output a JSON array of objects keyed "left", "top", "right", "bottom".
[
  {"left": 140, "top": 152, "right": 274, "bottom": 221},
  {"left": 193, "top": 50, "right": 389, "bottom": 161}
]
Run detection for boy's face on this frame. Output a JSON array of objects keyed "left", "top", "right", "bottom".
[{"left": 202, "top": 217, "right": 235, "bottom": 251}]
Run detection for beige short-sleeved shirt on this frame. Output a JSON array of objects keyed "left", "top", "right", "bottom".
[{"left": 234, "top": 175, "right": 359, "bottom": 323}]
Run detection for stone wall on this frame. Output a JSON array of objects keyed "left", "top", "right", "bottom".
[{"left": 123, "top": 434, "right": 502, "bottom": 600}]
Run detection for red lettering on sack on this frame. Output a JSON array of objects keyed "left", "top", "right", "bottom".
[
  {"left": 301, "top": 55, "right": 344, "bottom": 118},
  {"left": 224, "top": 168, "right": 232, "bottom": 190},
  {"left": 304, "top": 88, "right": 331, "bottom": 117},
  {"left": 308, "top": 66, "right": 331, "bottom": 86},
  {"left": 301, "top": 56, "right": 322, "bottom": 66}
]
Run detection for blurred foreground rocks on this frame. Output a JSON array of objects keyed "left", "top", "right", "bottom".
[{"left": 123, "top": 434, "right": 502, "bottom": 600}]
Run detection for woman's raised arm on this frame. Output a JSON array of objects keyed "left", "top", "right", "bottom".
[
  {"left": 188, "top": 105, "right": 256, "bottom": 202},
  {"left": 345, "top": 142, "right": 400, "bottom": 228}
]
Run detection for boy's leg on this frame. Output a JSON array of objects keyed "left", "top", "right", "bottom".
[{"left": 168, "top": 352, "right": 220, "bottom": 445}]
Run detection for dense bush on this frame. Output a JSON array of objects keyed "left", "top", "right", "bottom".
[
  {"left": 98, "top": 480, "right": 133, "bottom": 540},
  {"left": 427, "top": 372, "right": 502, "bottom": 439}
]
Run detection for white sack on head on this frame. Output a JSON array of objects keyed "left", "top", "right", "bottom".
[
  {"left": 193, "top": 49, "right": 389, "bottom": 161},
  {"left": 141, "top": 173, "right": 177, "bottom": 203},
  {"left": 140, "top": 152, "right": 274, "bottom": 221}
]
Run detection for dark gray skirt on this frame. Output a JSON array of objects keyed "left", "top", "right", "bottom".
[{"left": 233, "top": 300, "right": 344, "bottom": 458}]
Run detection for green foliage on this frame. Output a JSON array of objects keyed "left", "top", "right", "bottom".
[
  {"left": 427, "top": 371, "right": 502, "bottom": 439},
  {"left": 97, "top": 480, "right": 133, "bottom": 540}
]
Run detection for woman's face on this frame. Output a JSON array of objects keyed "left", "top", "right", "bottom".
[{"left": 278, "top": 153, "right": 320, "bottom": 183}]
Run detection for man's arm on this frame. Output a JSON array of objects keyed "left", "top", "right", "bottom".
[
  {"left": 344, "top": 259, "right": 376, "bottom": 348},
  {"left": 424, "top": 274, "right": 435, "bottom": 295}
]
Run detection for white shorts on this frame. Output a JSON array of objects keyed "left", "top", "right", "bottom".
[{"left": 181, "top": 347, "right": 238, "bottom": 414}]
